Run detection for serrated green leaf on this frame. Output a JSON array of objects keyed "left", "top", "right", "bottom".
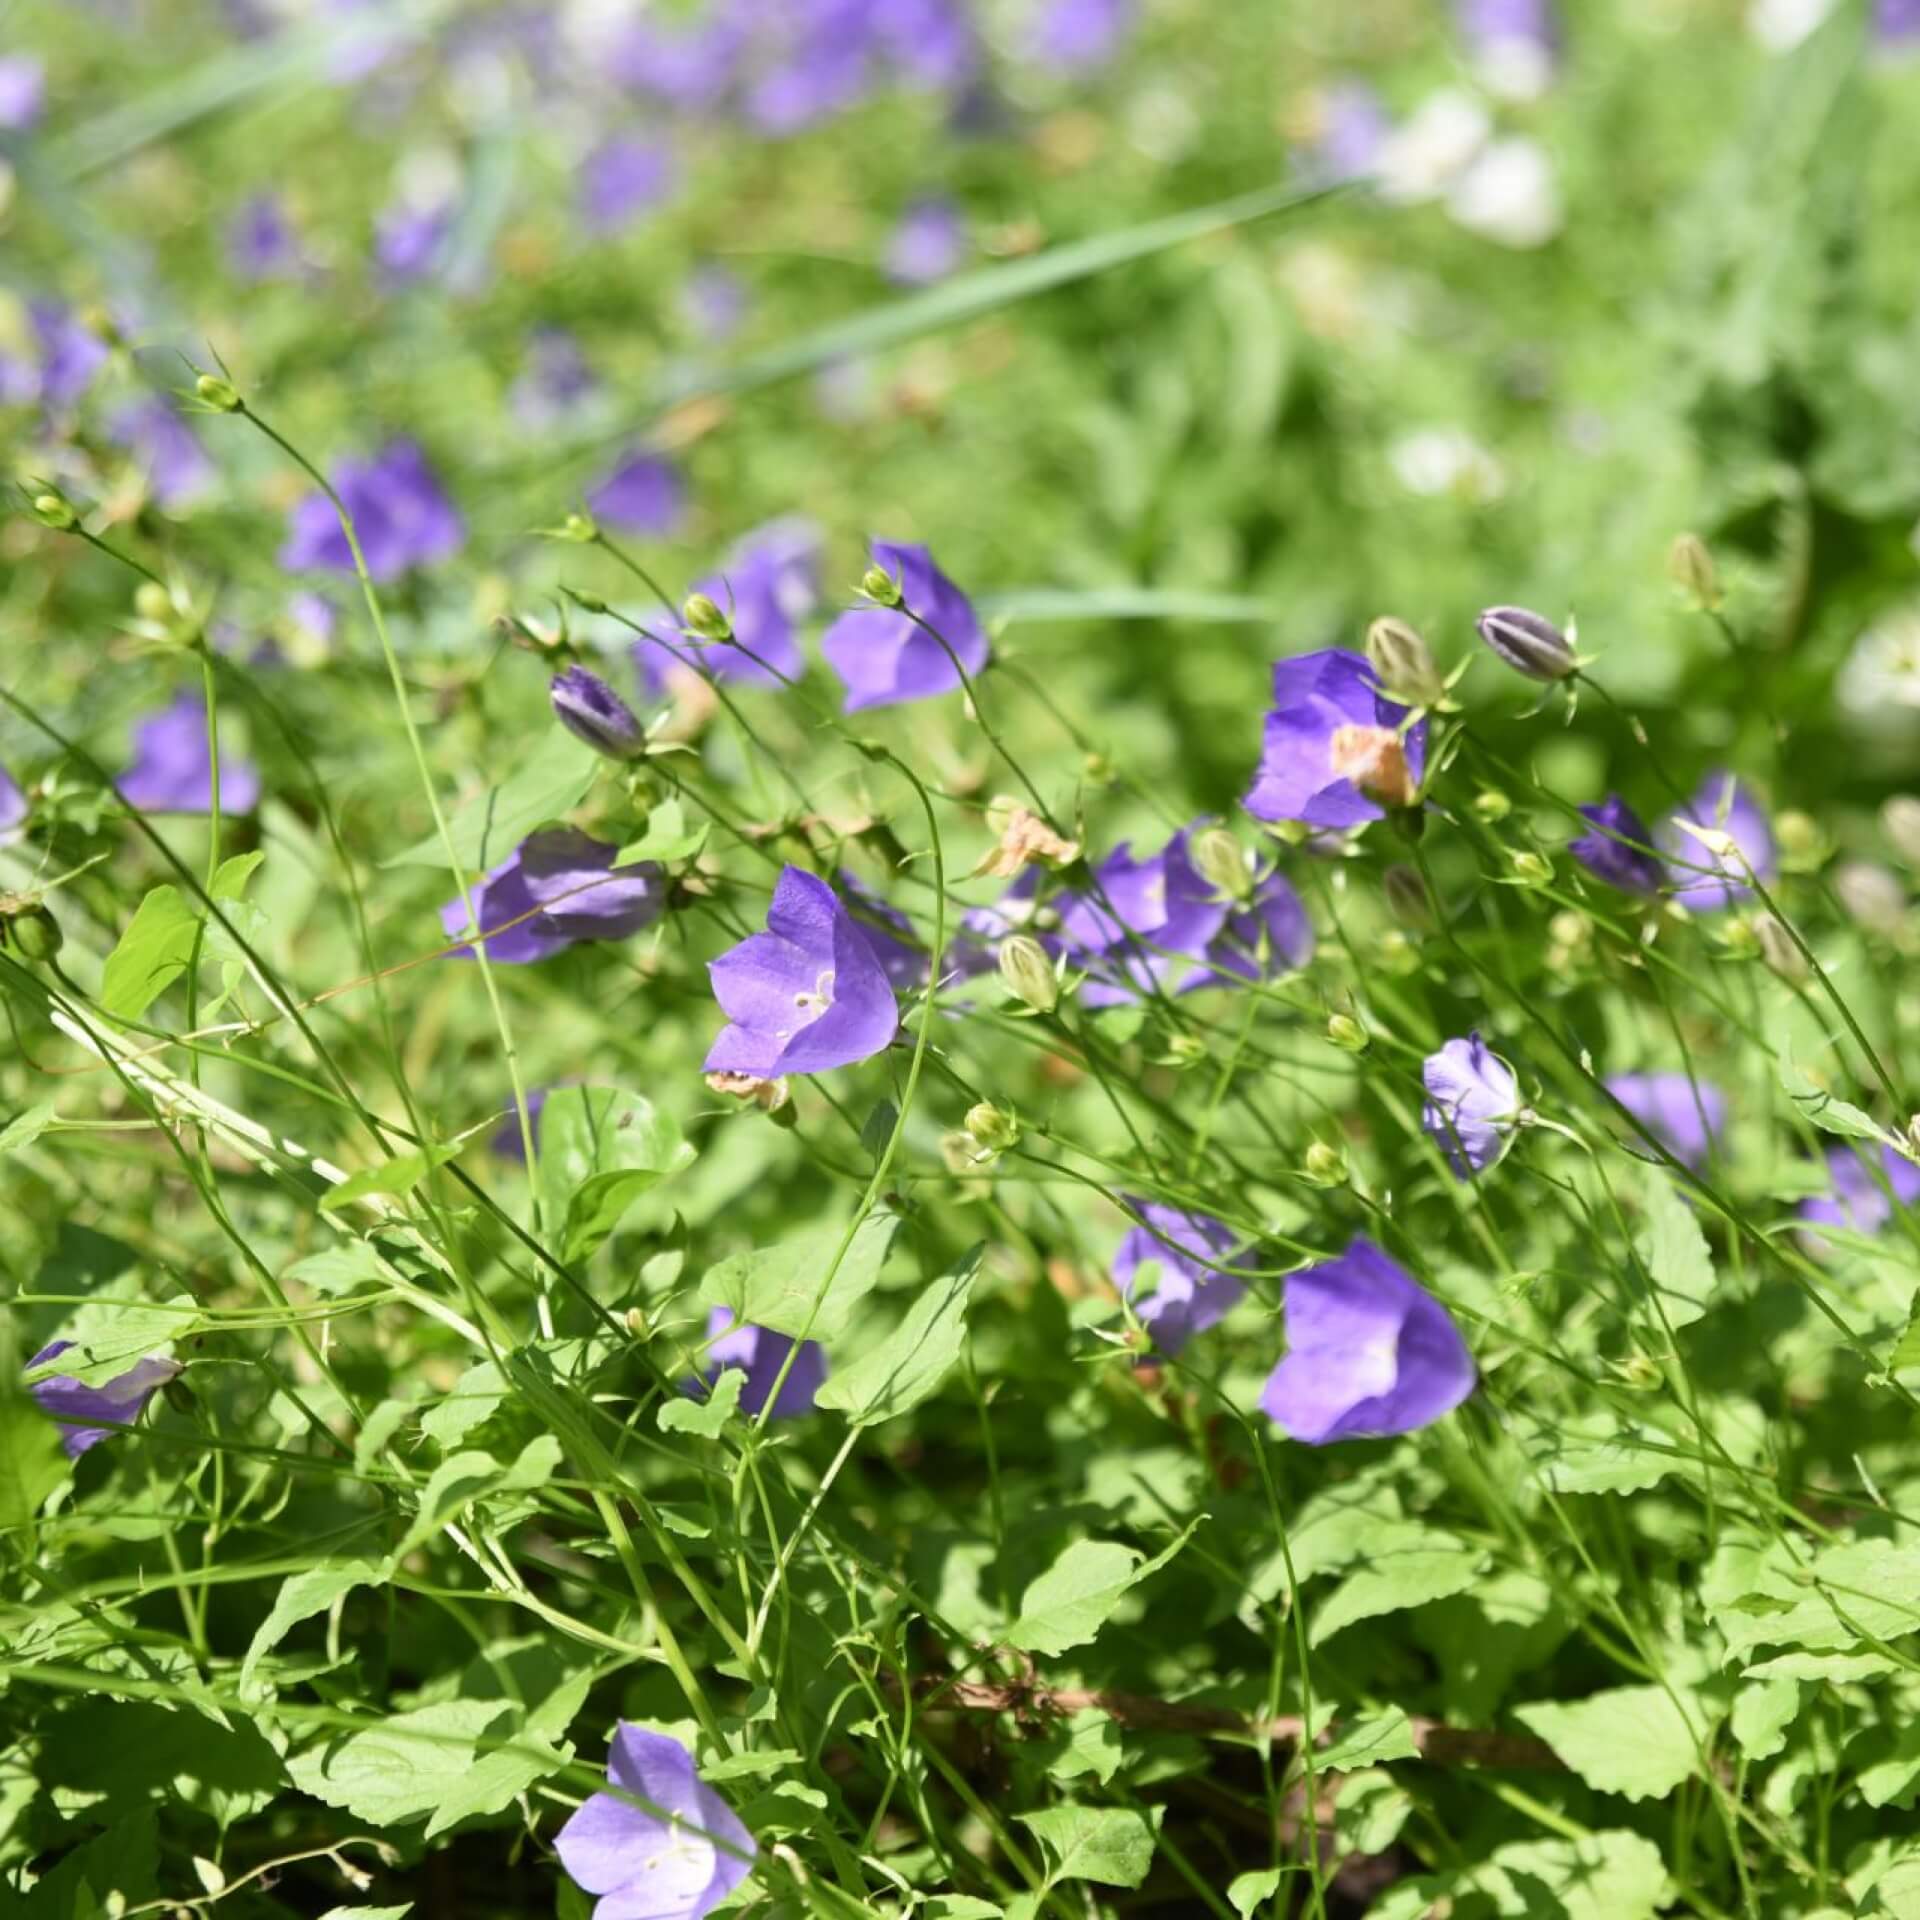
[
  {"left": 1045, "top": 1710, "right": 1123, "bottom": 1786},
  {"left": 1516, "top": 1686, "right": 1703, "bottom": 1801},
  {"left": 240, "top": 1560, "right": 384, "bottom": 1694},
  {"left": 1007, "top": 1520, "right": 1201, "bottom": 1657},
  {"left": 1316, "top": 1709, "right": 1417, "bottom": 1772},
  {"left": 385, "top": 729, "right": 601, "bottom": 871},
  {"left": 815, "top": 1246, "right": 979, "bottom": 1426},
  {"left": 658, "top": 1364, "right": 743, "bottom": 1437},
  {"left": 538, "top": 1086, "right": 695, "bottom": 1263},
  {"left": 1309, "top": 1534, "right": 1487, "bottom": 1646},
  {"left": 422, "top": 1361, "right": 508, "bottom": 1448},
  {"left": 1016, "top": 1804, "right": 1162, "bottom": 1888},
  {"left": 1635, "top": 1167, "right": 1717, "bottom": 1333},
  {"left": 701, "top": 1210, "right": 899, "bottom": 1342}
]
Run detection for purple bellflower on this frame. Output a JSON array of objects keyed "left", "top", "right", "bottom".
[
  {"left": 27, "top": 1341, "right": 182, "bottom": 1458},
  {"left": 821, "top": 541, "right": 989, "bottom": 712},
  {"left": 1028, "top": 0, "right": 1135, "bottom": 69},
  {"left": 1882, "top": 0, "right": 1920, "bottom": 41},
  {"left": 121, "top": 695, "right": 262, "bottom": 815},
  {"left": 1800, "top": 1144, "right": 1920, "bottom": 1241},
  {"left": 705, "top": 866, "right": 900, "bottom": 1076},
  {"left": 552, "top": 665, "right": 647, "bottom": 761},
  {"left": 440, "top": 830, "right": 665, "bottom": 964},
  {"left": 836, "top": 870, "right": 930, "bottom": 989},
  {"left": 702, "top": 1307, "right": 827, "bottom": 1417},
  {"left": 229, "top": 193, "right": 300, "bottom": 282},
  {"left": 1570, "top": 795, "right": 1664, "bottom": 896},
  {"left": 1243, "top": 649, "right": 1427, "bottom": 829},
  {"left": 587, "top": 450, "right": 686, "bottom": 538},
  {"left": 1306, "top": 80, "right": 1391, "bottom": 184},
  {"left": 374, "top": 196, "right": 454, "bottom": 284},
  {"left": 1605, "top": 1072, "right": 1725, "bottom": 1170},
  {"left": 1661, "top": 771, "right": 1775, "bottom": 912},
  {"left": 579, "top": 136, "right": 677, "bottom": 232},
  {"left": 108, "top": 397, "right": 215, "bottom": 510},
  {"left": 607, "top": 13, "right": 744, "bottom": 108},
  {"left": 280, "top": 440, "right": 464, "bottom": 582},
  {"left": 1422, "top": 1032, "right": 1524, "bottom": 1178},
  {"left": 555, "top": 1723, "right": 757, "bottom": 1920},
  {"left": 1113, "top": 1201, "right": 1250, "bottom": 1355},
  {"left": 1191, "top": 866, "right": 1316, "bottom": 988},
  {"left": 23, "top": 303, "right": 109, "bottom": 412},
  {"left": 1059, "top": 832, "right": 1225, "bottom": 1005},
  {"left": 884, "top": 197, "right": 966, "bottom": 286},
  {"left": 641, "top": 519, "right": 822, "bottom": 687},
  {"left": 1261, "top": 1239, "right": 1475, "bottom": 1444},
  {"left": 0, "top": 54, "right": 46, "bottom": 130}
]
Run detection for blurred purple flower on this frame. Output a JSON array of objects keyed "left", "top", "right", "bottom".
[
  {"left": 580, "top": 136, "right": 677, "bottom": 232},
  {"left": 640, "top": 519, "right": 821, "bottom": 687},
  {"left": 1027, "top": 0, "right": 1134, "bottom": 70},
  {"left": 1799, "top": 1144, "right": 1920, "bottom": 1240},
  {"left": 1456, "top": 0, "right": 1558, "bottom": 95},
  {"left": 1570, "top": 794, "right": 1663, "bottom": 896},
  {"left": 27, "top": 1340, "right": 182, "bottom": 1458},
  {"left": 552, "top": 665, "right": 646, "bottom": 761},
  {"left": 555, "top": 1724, "right": 756, "bottom": 1920},
  {"left": 229, "top": 194, "right": 299, "bottom": 282},
  {"left": 1192, "top": 867, "right": 1315, "bottom": 989},
  {"left": 702, "top": 1307, "right": 827, "bottom": 1417},
  {"left": 1308, "top": 81, "right": 1390, "bottom": 183},
  {"left": 108, "top": 397, "right": 215, "bottom": 509},
  {"left": 1113, "top": 1201, "right": 1249, "bottom": 1355},
  {"left": 1058, "top": 831, "right": 1226, "bottom": 1006},
  {"left": 836, "top": 869, "right": 929, "bottom": 989},
  {"left": 121, "top": 694, "right": 262, "bottom": 815},
  {"left": 1244, "top": 649, "right": 1427, "bottom": 829},
  {"left": 873, "top": 0, "right": 981, "bottom": 90},
  {"left": 0, "top": 54, "right": 46, "bottom": 130},
  {"left": 1881, "top": 0, "right": 1920, "bottom": 41},
  {"left": 1605, "top": 1071, "right": 1725, "bottom": 1169},
  {"left": 681, "top": 263, "right": 749, "bottom": 340},
  {"left": 1261, "top": 1239, "right": 1475, "bottom": 1444},
  {"left": 607, "top": 14, "right": 744, "bottom": 107},
  {"left": 588, "top": 450, "right": 686, "bottom": 537},
  {"left": 705, "top": 866, "right": 900, "bottom": 1075},
  {"left": 821, "top": 541, "right": 989, "bottom": 712},
  {"left": 1422, "top": 1032, "right": 1522, "bottom": 1178},
  {"left": 374, "top": 197, "right": 453, "bottom": 284},
  {"left": 510, "top": 327, "right": 598, "bottom": 430},
  {"left": 0, "top": 764, "right": 26, "bottom": 841},
  {"left": 885, "top": 196, "right": 967, "bottom": 287},
  {"left": 491, "top": 1085, "right": 550, "bottom": 1160},
  {"left": 440, "top": 829, "right": 666, "bottom": 964},
  {"left": 280, "top": 439, "right": 464, "bottom": 582},
  {"left": 29, "top": 303, "right": 109, "bottom": 411},
  {"left": 1660, "top": 771, "right": 1775, "bottom": 912}
]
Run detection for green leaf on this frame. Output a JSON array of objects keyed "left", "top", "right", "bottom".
[
  {"left": 385, "top": 729, "right": 602, "bottom": 871},
  {"left": 1634, "top": 1167, "right": 1717, "bottom": 1333},
  {"left": 0, "top": 1390, "right": 67, "bottom": 1533},
  {"left": 1516, "top": 1686, "right": 1703, "bottom": 1800},
  {"left": 0, "top": 1101, "right": 57, "bottom": 1158},
  {"left": 421, "top": 1361, "right": 508, "bottom": 1447},
  {"left": 1484, "top": 1830, "right": 1670, "bottom": 1920},
  {"left": 1730, "top": 1677, "right": 1802, "bottom": 1761},
  {"left": 317, "top": 1908, "right": 414, "bottom": 1920},
  {"left": 1016, "top": 1804, "right": 1162, "bottom": 1888},
  {"left": 1227, "top": 1869, "right": 1286, "bottom": 1918},
  {"left": 240, "top": 1560, "right": 385, "bottom": 1694},
  {"left": 537, "top": 1087, "right": 695, "bottom": 1262},
  {"left": 393, "top": 1437, "right": 560, "bottom": 1561},
  {"left": 1045, "top": 1710, "right": 1124, "bottom": 1786},
  {"left": 616, "top": 797, "right": 708, "bottom": 867},
  {"left": 815, "top": 1246, "right": 980, "bottom": 1426},
  {"left": 658, "top": 1364, "right": 743, "bottom": 1437},
  {"left": 38, "top": 1698, "right": 285, "bottom": 1826},
  {"left": 24, "top": 1295, "right": 199, "bottom": 1384},
  {"left": 99, "top": 884, "right": 200, "bottom": 1019},
  {"left": 1774, "top": 1019, "right": 1888, "bottom": 1143},
  {"left": 1331, "top": 1770, "right": 1412, "bottom": 1858},
  {"left": 1854, "top": 1724, "right": 1920, "bottom": 1809},
  {"left": 320, "top": 1142, "right": 461, "bottom": 1213},
  {"left": 924, "top": 1901, "right": 1005, "bottom": 1920},
  {"left": 1309, "top": 1533, "right": 1488, "bottom": 1646},
  {"left": 1007, "top": 1521, "right": 1201, "bottom": 1657},
  {"left": 286, "top": 1243, "right": 389, "bottom": 1296},
  {"left": 701, "top": 1210, "right": 900, "bottom": 1342},
  {"left": 1316, "top": 1709, "right": 1417, "bottom": 1773}
]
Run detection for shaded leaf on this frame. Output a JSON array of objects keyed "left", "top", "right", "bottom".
[
  {"left": 701, "top": 1210, "right": 899, "bottom": 1342},
  {"left": 816, "top": 1246, "right": 980, "bottom": 1426}
]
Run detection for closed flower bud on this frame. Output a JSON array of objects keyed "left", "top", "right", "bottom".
[
  {"left": 4, "top": 904, "right": 62, "bottom": 961},
  {"left": 1750, "top": 912, "right": 1808, "bottom": 983},
  {"left": 557, "top": 510, "right": 598, "bottom": 543},
  {"left": 1473, "top": 788, "right": 1512, "bottom": 823},
  {"left": 1327, "top": 1012, "right": 1369, "bottom": 1053},
  {"left": 998, "top": 934, "right": 1060, "bottom": 1013},
  {"left": 682, "top": 592, "right": 731, "bottom": 641},
  {"left": 551, "top": 664, "right": 646, "bottom": 761},
  {"left": 567, "top": 588, "right": 611, "bottom": 615},
  {"left": 1510, "top": 850, "right": 1553, "bottom": 887},
  {"left": 1884, "top": 796, "right": 1920, "bottom": 868},
  {"left": 134, "top": 581, "right": 174, "bottom": 623},
  {"left": 1302, "top": 1140, "right": 1347, "bottom": 1186},
  {"left": 1159, "top": 1032, "right": 1207, "bottom": 1068},
  {"left": 623, "top": 1306, "right": 650, "bottom": 1339},
  {"left": 1835, "top": 860, "right": 1906, "bottom": 935},
  {"left": 1365, "top": 616, "right": 1447, "bottom": 709},
  {"left": 861, "top": 563, "right": 903, "bottom": 607},
  {"left": 1189, "top": 826, "right": 1253, "bottom": 901},
  {"left": 1476, "top": 604, "right": 1577, "bottom": 682},
  {"left": 1381, "top": 863, "right": 1434, "bottom": 932},
  {"left": 965, "top": 1102, "right": 1020, "bottom": 1156},
  {"left": 32, "top": 491, "right": 76, "bottom": 530},
  {"left": 1667, "top": 532, "right": 1720, "bottom": 610},
  {"left": 195, "top": 372, "right": 242, "bottom": 413}
]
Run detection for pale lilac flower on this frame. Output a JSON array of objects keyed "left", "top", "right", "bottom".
[
  {"left": 1261, "top": 1240, "right": 1475, "bottom": 1443},
  {"left": 0, "top": 764, "right": 26, "bottom": 842},
  {"left": 1029, "top": 0, "right": 1134, "bottom": 69},
  {"left": 1879, "top": 0, "right": 1920, "bottom": 40},
  {"left": 108, "top": 397, "right": 215, "bottom": 509},
  {"left": 374, "top": 197, "right": 453, "bottom": 284},
  {"left": 1059, "top": 833, "right": 1226, "bottom": 1006},
  {"left": 638, "top": 519, "right": 821, "bottom": 687},
  {"left": 885, "top": 197, "right": 966, "bottom": 286},
  {"left": 1456, "top": 0, "right": 1558, "bottom": 97},
  {"left": 821, "top": 541, "right": 989, "bottom": 712},
  {"left": 27, "top": 1341, "right": 182, "bottom": 1458},
  {"left": 1243, "top": 649, "right": 1427, "bottom": 828},
  {"left": 0, "top": 54, "right": 46, "bottom": 130},
  {"left": 1605, "top": 1072, "right": 1725, "bottom": 1169},
  {"left": 510, "top": 328, "right": 598, "bottom": 430},
  {"left": 28, "top": 303, "right": 109, "bottom": 411},
  {"left": 1422, "top": 1032, "right": 1522, "bottom": 1177},
  {"left": 1192, "top": 867, "right": 1315, "bottom": 988},
  {"left": 552, "top": 665, "right": 646, "bottom": 761},
  {"left": 1570, "top": 795, "right": 1663, "bottom": 896},
  {"left": 680, "top": 263, "right": 749, "bottom": 341},
  {"left": 555, "top": 1724, "right": 756, "bottom": 1920},
  {"left": 440, "top": 829, "right": 665, "bottom": 964},
  {"left": 1113, "top": 1201, "right": 1249, "bottom": 1355},
  {"left": 121, "top": 694, "right": 262, "bottom": 815},
  {"left": 280, "top": 439, "right": 464, "bottom": 582},
  {"left": 1661, "top": 771, "right": 1775, "bottom": 912},
  {"left": 588, "top": 450, "right": 686, "bottom": 537},
  {"left": 580, "top": 136, "right": 676, "bottom": 232},
  {"left": 607, "top": 14, "right": 744, "bottom": 107},
  {"left": 702, "top": 1307, "right": 827, "bottom": 1417},
  {"left": 1799, "top": 1144, "right": 1920, "bottom": 1239},
  {"left": 1307, "top": 81, "right": 1391, "bottom": 183},
  {"left": 228, "top": 194, "right": 299, "bottom": 282},
  {"left": 705, "top": 866, "right": 900, "bottom": 1075}
]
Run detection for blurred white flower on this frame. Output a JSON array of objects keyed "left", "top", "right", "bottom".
[
  {"left": 1470, "top": 37, "right": 1555, "bottom": 103},
  {"left": 1839, "top": 606, "right": 1920, "bottom": 724},
  {"left": 1747, "top": 0, "right": 1836, "bottom": 52},
  {"left": 1389, "top": 428, "right": 1508, "bottom": 502},
  {"left": 1376, "top": 91, "right": 1492, "bottom": 204},
  {"left": 1447, "top": 137, "right": 1562, "bottom": 248}
]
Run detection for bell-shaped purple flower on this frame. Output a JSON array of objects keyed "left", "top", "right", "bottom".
[
  {"left": 580, "top": 136, "right": 677, "bottom": 232},
  {"left": 1570, "top": 794, "right": 1663, "bottom": 896},
  {"left": 1881, "top": 0, "right": 1920, "bottom": 41},
  {"left": 1660, "top": 771, "right": 1774, "bottom": 913},
  {"left": 555, "top": 1723, "right": 757, "bottom": 1920},
  {"left": 1422, "top": 1032, "right": 1523, "bottom": 1178},
  {"left": 587, "top": 450, "right": 686, "bottom": 538},
  {"left": 1799, "top": 1144, "right": 1920, "bottom": 1240},
  {"left": 640, "top": 520, "right": 821, "bottom": 688},
  {"left": 280, "top": 439, "right": 464, "bottom": 583},
  {"left": 1605, "top": 1072, "right": 1725, "bottom": 1170},
  {"left": 821, "top": 542, "right": 989, "bottom": 713},
  {"left": 1113, "top": 1202, "right": 1249, "bottom": 1355},
  {"left": 440, "top": 829, "right": 665, "bottom": 964},
  {"left": 1191, "top": 867, "right": 1316, "bottom": 989},
  {"left": 552, "top": 665, "right": 646, "bottom": 761},
  {"left": 705, "top": 867, "right": 900, "bottom": 1075},
  {"left": 1261, "top": 1240, "right": 1475, "bottom": 1444},
  {"left": 702, "top": 1307, "right": 827, "bottom": 1418},
  {"left": 1302, "top": 80, "right": 1391, "bottom": 184},
  {"left": 28, "top": 1341, "right": 182, "bottom": 1458},
  {"left": 121, "top": 694, "right": 262, "bottom": 815},
  {"left": 885, "top": 197, "right": 966, "bottom": 286},
  {"left": 0, "top": 54, "right": 46, "bottom": 130},
  {"left": 1243, "top": 649, "right": 1427, "bottom": 829},
  {"left": 1058, "top": 832, "right": 1227, "bottom": 1006}
]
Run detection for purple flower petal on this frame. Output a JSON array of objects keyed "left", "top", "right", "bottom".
[
  {"left": 1113, "top": 1201, "right": 1249, "bottom": 1355},
  {"left": 440, "top": 829, "right": 665, "bottom": 964},
  {"left": 280, "top": 440, "right": 463, "bottom": 582},
  {"left": 703, "top": 1307, "right": 827, "bottom": 1417},
  {"left": 588, "top": 451, "right": 686, "bottom": 538},
  {"left": 121, "top": 694, "right": 262, "bottom": 815},
  {"left": 1570, "top": 794, "right": 1664, "bottom": 895},
  {"left": 1605, "top": 1072, "right": 1725, "bottom": 1170},
  {"left": 820, "top": 541, "right": 988, "bottom": 712},
  {"left": 1421, "top": 1032, "right": 1522, "bottom": 1178},
  {"left": 1660, "top": 771, "right": 1775, "bottom": 913},
  {"left": 27, "top": 1340, "right": 182, "bottom": 1458},
  {"left": 1242, "top": 649, "right": 1426, "bottom": 829}
]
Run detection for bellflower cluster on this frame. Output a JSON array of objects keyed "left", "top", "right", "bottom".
[
  {"left": 440, "top": 830, "right": 666, "bottom": 964},
  {"left": 27, "top": 1342, "right": 183, "bottom": 1458},
  {"left": 280, "top": 440, "right": 464, "bottom": 581},
  {"left": 122, "top": 695, "right": 262, "bottom": 815},
  {"left": 821, "top": 542, "right": 989, "bottom": 712},
  {"left": 1243, "top": 648, "right": 1427, "bottom": 827},
  {"left": 1112, "top": 1202, "right": 1251, "bottom": 1355},
  {"left": 701, "top": 1308, "right": 827, "bottom": 1417},
  {"left": 637, "top": 521, "right": 822, "bottom": 688},
  {"left": 1421, "top": 1033, "right": 1524, "bottom": 1178}
]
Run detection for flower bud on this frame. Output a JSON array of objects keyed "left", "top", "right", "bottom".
[
  {"left": 1667, "top": 532, "right": 1720, "bottom": 610},
  {"left": 195, "top": 372, "right": 242, "bottom": 413},
  {"left": 861, "top": 563, "right": 903, "bottom": 607},
  {"left": 551, "top": 664, "right": 646, "bottom": 761},
  {"left": 3, "top": 904, "right": 63, "bottom": 962},
  {"left": 31, "top": 491, "right": 76, "bottom": 530},
  {"left": 1750, "top": 912, "right": 1808, "bottom": 983},
  {"left": 557, "top": 511, "right": 598, "bottom": 543},
  {"left": 1835, "top": 860, "right": 1906, "bottom": 935},
  {"left": 623, "top": 1306, "right": 650, "bottom": 1339},
  {"left": 1510, "top": 850, "right": 1553, "bottom": 887},
  {"left": 1884, "top": 797, "right": 1920, "bottom": 868},
  {"left": 1158, "top": 1032, "right": 1207, "bottom": 1068},
  {"left": 965, "top": 1102, "right": 1020, "bottom": 1157},
  {"left": 134, "top": 581, "right": 174, "bottom": 623},
  {"left": 1476, "top": 605, "right": 1577, "bottom": 683},
  {"left": 1473, "top": 789, "right": 1512, "bottom": 824},
  {"left": 1326, "top": 1012, "right": 1369, "bottom": 1053},
  {"left": 1189, "top": 826, "right": 1253, "bottom": 902},
  {"left": 998, "top": 934, "right": 1060, "bottom": 1013},
  {"left": 1302, "top": 1140, "right": 1347, "bottom": 1187},
  {"left": 1381, "top": 863, "right": 1433, "bottom": 933},
  {"left": 568, "top": 588, "right": 610, "bottom": 615},
  {"left": 682, "top": 592, "right": 731, "bottom": 641},
  {"left": 1365, "top": 616, "right": 1447, "bottom": 709}
]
